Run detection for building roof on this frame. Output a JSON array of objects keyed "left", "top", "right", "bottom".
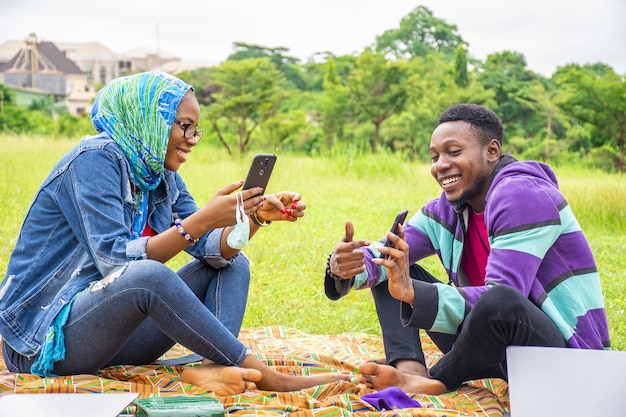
[
  {"left": 123, "top": 47, "right": 178, "bottom": 59},
  {"left": 56, "top": 41, "right": 118, "bottom": 59},
  {"left": 0, "top": 40, "right": 25, "bottom": 63},
  {"left": 0, "top": 40, "right": 83, "bottom": 74},
  {"left": 155, "top": 58, "right": 219, "bottom": 74}
]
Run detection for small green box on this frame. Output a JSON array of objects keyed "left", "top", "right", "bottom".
[{"left": 134, "top": 395, "right": 225, "bottom": 417}]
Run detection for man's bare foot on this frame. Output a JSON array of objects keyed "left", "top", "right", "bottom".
[
  {"left": 180, "top": 364, "right": 262, "bottom": 396},
  {"left": 359, "top": 362, "right": 447, "bottom": 395},
  {"left": 393, "top": 359, "right": 429, "bottom": 378},
  {"left": 365, "top": 357, "right": 388, "bottom": 365}
]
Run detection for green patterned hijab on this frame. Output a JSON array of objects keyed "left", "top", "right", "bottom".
[{"left": 91, "top": 72, "right": 192, "bottom": 239}]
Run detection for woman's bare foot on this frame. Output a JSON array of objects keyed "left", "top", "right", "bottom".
[
  {"left": 359, "top": 362, "right": 447, "bottom": 395},
  {"left": 181, "top": 356, "right": 354, "bottom": 395},
  {"left": 236, "top": 354, "right": 354, "bottom": 392},
  {"left": 255, "top": 370, "right": 354, "bottom": 392},
  {"left": 180, "top": 364, "right": 262, "bottom": 395}
]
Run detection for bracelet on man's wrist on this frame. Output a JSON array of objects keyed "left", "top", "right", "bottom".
[
  {"left": 174, "top": 218, "right": 198, "bottom": 245},
  {"left": 326, "top": 252, "right": 345, "bottom": 280},
  {"left": 251, "top": 212, "right": 271, "bottom": 227}
]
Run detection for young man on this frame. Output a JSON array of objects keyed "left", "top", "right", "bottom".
[{"left": 324, "top": 104, "right": 611, "bottom": 394}]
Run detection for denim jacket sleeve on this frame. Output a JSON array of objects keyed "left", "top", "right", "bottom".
[
  {"left": 148, "top": 170, "right": 236, "bottom": 269},
  {"left": 0, "top": 138, "right": 138, "bottom": 355},
  {"left": 60, "top": 141, "right": 140, "bottom": 276}
]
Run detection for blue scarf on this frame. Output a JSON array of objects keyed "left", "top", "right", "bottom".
[{"left": 91, "top": 72, "right": 192, "bottom": 239}]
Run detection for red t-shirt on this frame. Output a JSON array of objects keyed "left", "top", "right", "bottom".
[
  {"left": 134, "top": 185, "right": 157, "bottom": 237},
  {"left": 143, "top": 224, "right": 157, "bottom": 237},
  {"left": 460, "top": 210, "right": 490, "bottom": 286}
]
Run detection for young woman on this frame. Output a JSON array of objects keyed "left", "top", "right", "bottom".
[{"left": 0, "top": 71, "right": 350, "bottom": 395}]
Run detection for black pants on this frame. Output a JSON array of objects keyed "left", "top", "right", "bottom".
[{"left": 371, "top": 264, "right": 566, "bottom": 390}]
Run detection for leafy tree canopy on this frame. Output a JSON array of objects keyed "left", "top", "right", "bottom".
[
  {"left": 375, "top": 5, "right": 465, "bottom": 60},
  {"left": 556, "top": 63, "right": 626, "bottom": 171},
  {"left": 206, "top": 58, "right": 290, "bottom": 154},
  {"left": 227, "top": 42, "right": 306, "bottom": 90},
  {"left": 349, "top": 49, "right": 410, "bottom": 152}
]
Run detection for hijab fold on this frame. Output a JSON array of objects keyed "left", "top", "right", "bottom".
[{"left": 91, "top": 72, "right": 192, "bottom": 239}]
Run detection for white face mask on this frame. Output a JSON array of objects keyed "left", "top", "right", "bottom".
[{"left": 226, "top": 192, "right": 250, "bottom": 250}]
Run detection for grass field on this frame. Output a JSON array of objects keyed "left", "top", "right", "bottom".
[{"left": 1, "top": 135, "right": 624, "bottom": 350}]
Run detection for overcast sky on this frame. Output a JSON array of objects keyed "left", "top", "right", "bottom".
[{"left": 1, "top": 0, "right": 624, "bottom": 77}]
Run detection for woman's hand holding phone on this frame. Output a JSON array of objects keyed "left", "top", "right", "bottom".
[{"left": 199, "top": 181, "right": 265, "bottom": 229}]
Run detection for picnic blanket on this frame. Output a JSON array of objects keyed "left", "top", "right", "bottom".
[{"left": 0, "top": 326, "right": 510, "bottom": 416}]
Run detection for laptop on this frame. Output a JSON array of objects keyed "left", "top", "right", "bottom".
[
  {"left": 506, "top": 346, "right": 626, "bottom": 417},
  {"left": 0, "top": 393, "right": 138, "bottom": 417}
]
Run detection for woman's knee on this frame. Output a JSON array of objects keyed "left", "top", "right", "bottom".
[
  {"left": 231, "top": 253, "right": 250, "bottom": 272},
  {"left": 116, "top": 259, "right": 178, "bottom": 287},
  {"left": 225, "top": 254, "right": 251, "bottom": 284}
]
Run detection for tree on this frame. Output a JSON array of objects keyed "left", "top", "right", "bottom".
[
  {"left": 0, "top": 85, "right": 15, "bottom": 133},
  {"left": 318, "top": 57, "right": 350, "bottom": 149},
  {"left": 348, "top": 49, "right": 409, "bottom": 153},
  {"left": 177, "top": 68, "right": 220, "bottom": 106},
  {"left": 478, "top": 51, "right": 544, "bottom": 137},
  {"left": 207, "top": 58, "right": 290, "bottom": 155},
  {"left": 300, "top": 53, "right": 357, "bottom": 92},
  {"left": 256, "top": 109, "right": 308, "bottom": 150},
  {"left": 227, "top": 42, "right": 306, "bottom": 90},
  {"left": 556, "top": 64, "right": 626, "bottom": 171},
  {"left": 515, "top": 80, "right": 568, "bottom": 159},
  {"left": 385, "top": 54, "right": 495, "bottom": 160},
  {"left": 375, "top": 5, "right": 465, "bottom": 60},
  {"left": 454, "top": 44, "right": 469, "bottom": 88}
]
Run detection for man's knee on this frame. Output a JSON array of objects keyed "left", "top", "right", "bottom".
[
  {"left": 473, "top": 285, "right": 530, "bottom": 319},
  {"left": 472, "top": 285, "right": 529, "bottom": 315}
]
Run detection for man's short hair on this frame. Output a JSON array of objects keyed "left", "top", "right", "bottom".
[{"left": 438, "top": 104, "right": 503, "bottom": 146}]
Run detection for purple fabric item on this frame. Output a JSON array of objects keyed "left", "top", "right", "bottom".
[{"left": 361, "top": 386, "right": 422, "bottom": 410}]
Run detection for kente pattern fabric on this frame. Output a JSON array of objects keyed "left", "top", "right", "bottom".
[
  {"left": 0, "top": 327, "right": 510, "bottom": 416},
  {"left": 91, "top": 72, "right": 192, "bottom": 239}
]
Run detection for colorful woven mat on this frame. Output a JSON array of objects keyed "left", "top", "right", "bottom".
[{"left": 0, "top": 327, "right": 509, "bottom": 416}]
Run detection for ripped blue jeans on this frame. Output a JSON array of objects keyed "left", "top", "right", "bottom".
[{"left": 3, "top": 256, "right": 250, "bottom": 375}]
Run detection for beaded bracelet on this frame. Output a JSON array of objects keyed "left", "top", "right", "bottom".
[
  {"left": 174, "top": 218, "right": 198, "bottom": 245},
  {"left": 250, "top": 212, "right": 271, "bottom": 227},
  {"left": 325, "top": 252, "right": 345, "bottom": 281}
]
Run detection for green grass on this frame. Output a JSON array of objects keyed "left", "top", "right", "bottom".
[{"left": 1, "top": 135, "right": 624, "bottom": 350}]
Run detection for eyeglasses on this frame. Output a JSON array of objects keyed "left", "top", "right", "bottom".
[{"left": 173, "top": 119, "right": 203, "bottom": 141}]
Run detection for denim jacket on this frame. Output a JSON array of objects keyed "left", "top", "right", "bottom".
[{"left": 0, "top": 134, "right": 234, "bottom": 357}]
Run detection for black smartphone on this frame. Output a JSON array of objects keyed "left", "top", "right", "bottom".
[
  {"left": 382, "top": 209, "right": 409, "bottom": 259},
  {"left": 242, "top": 154, "right": 277, "bottom": 195}
]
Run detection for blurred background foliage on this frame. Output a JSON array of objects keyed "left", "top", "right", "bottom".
[{"left": 1, "top": 5, "right": 624, "bottom": 172}]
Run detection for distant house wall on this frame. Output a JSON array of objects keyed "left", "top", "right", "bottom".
[
  {"left": 66, "top": 73, "right": 88, "bottom": 94},
  {"left": 2, "top": 73, "right": 66, "bottom": 95},
  {"left": 129, "top": 54, "right": 178, "bottom": 73},
  {"left": 70, "top": 56, "right": 130, "bottom": 87}
]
